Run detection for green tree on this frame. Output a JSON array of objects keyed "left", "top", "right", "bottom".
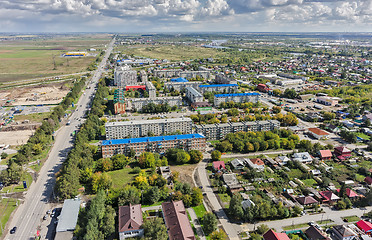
[
  {"left": 202, "top": 212, "right": 217, "bottom": 235},
  {"left": 336, "top": 200, "right": 347, "bottom": 210},
  {"left": 138, "top": 152, "right": 156, "bottom": 168},
  {"left": 210, "top": 229, "right": 228, "bottom": 240},
  {"left": 229, "top": 194, "right": 243, "bottom": 220},
  {"left": 257, "top": 224, "right": 269, "bottom": 234},
  {"left": 118, "top": 186, "right": 141, "bottom": 205},
  {"left": 191, "top": 187, "right": 203, "bottom": 206},
  {"left": 101, "top": 205, "right": 116, "bottom": 238},
  {"left": 211, "top": 150, "right": 222, "bottom": 161},
  {"left": 189, "top": 150, "right": 203, "bottom": 163},
  {"left": 144, "top": 186, "right": 161, "bottom": 205},
  {"left": 176, "top": 151, "right": 191, "bottom": 164},
  {"left": 142, "top": 218, "right": 168, "bottom": 240}
]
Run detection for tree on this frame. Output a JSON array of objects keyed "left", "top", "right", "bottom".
[
  {"left": 211, "top": 150, "right": 222, "bottom": 161},
  {"left": 283, "top": 88, "right": 297, "bottom": 99},
  {"left": 292, "top": 205, "right": 302, "bottom": 216},
  {"left": 101, "top": 205, "right": 116, "bottom": 238},
  {"left": 189, "top": 150, "right": 203, "bottom": 163},
  {"left": 142, "top": 217, "right": 168, "bottom": 240},
  {"left": 144, "top": 186, "right": 161, "bottom": 205},
  {"left": 138, "top": 152, "right": 156, "bottom": 168},
  {"left": 336, "top": 200, "right": 347, "bottom": 210},
  {"left": 191, "top": 187, "right": 203, "bottom": 206},
  {"left": 256, "top": 224, "right": 269, "bottom": 234},
  {"left": 210, "top": 229, "right": 228, "bottom": 240},
  {"left": 202, "top": 212, "right": 217, "bottom": 235},
  {"left": 118, "top": 186, "right": 141, "bottom": 205},
  {"left": 1, "top": 152, "right": 8, "bottom": 159},
  {"left": 229, "top": 194, "right": 243, "bottom": 220},
  {"left": 175, "top": 151, "right": 191, "bottom": 164},
  {"left": 250, "top": 233, "right": 263, "bottom": 240}
]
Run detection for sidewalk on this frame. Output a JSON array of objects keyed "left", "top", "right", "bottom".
[{"left": 187, "top": 208, "right": 207, "bottom": 240}]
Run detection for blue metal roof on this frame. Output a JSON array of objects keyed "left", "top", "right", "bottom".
[
  {"left": 215, "top": 92, "right": 260, "bottom": 97},
  {"left": 171, "top": 77, "right": 188, "bottom": 82},
  {"left": 103, "top": 134, "right": 205, "bottom": 145},
  {"left": 199, "top": 84, "right": 238, "bottom": 88}
]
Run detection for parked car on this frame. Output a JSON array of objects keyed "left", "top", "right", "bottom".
[{"left": 10, "top": 227, "right": 17, "bottom": 234}]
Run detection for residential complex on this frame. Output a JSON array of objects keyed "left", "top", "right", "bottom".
[
  {"left": 145, "top": 81, "right": 156, "bottom": 98},
  {"left": 185, "top": 86, "right": 204, "bottom": 103},
  {"left": 164, "top": 81, "right": 200, "bottom": 91},
  {"left": 154, "top": 69, "right": 211, "bottom": 79},
  {"left": 215, "top": 74, "right": 237, "bottom": 84},
  {"left": 101, "top": 133, "right": 206, "bottom": 158},
  {"left": 113, "top": 89, "right": 126, "bottom": 114},
  {"left": 179, "top": 70, "right": 211, "bottom": 79},
  {"left": 126, "top": 96, "right": 182, "bottom": 111},
  {"left": 199, "top": 84, "right": 239, "bottom": 93},
  {"left": 213, "top": 92, "right": 260, "bottom": 107},
  {"left": 139, "top": 70, "right": 148, "bottom": 82},
  {"left": 105, "top": 118, "right": 193, "bottom": 139},
  {"left": 194, "top": 120, "right": 280, "bottom": 140},
  {"left": 154, "top": 69, "right": 181, "bottom": 78},
  {"left": 114, "top": 66, "right": 138, "bottom": 87},
  {"left": 161, "top": 201, "right": 196, "bottom": 240}
]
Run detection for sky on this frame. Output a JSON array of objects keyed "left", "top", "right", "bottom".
[{"left": 0, "top": 0, "right": 371, "bottom": 33}]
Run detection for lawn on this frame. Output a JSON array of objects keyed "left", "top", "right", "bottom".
[
  {"left": 192, "top": 204, "right": 207, "bottom": 219},
  {"left": 282, "top": 223, "right": 310, "bottom": 230},
  {"left": 302, "top": 178, "right": 317, "bottom": 187},
  {"left": 13, "top": 111, "right": 51, "bottom": 123},
  {"left": 316, "top": 219, "right": 334, "bottom": 225},
  {"left": 287, "top": 168, "right": 303, "bottom": 179},
  {"left": 106, "top": 168, "right": 137, "bottom": 190},
  {"left": 1, "top": 172, "right": 33, "bottom": 193},
  {"left": 342, "top": 215, "right": 360, "bottom": 223},
  {"left": 0, "top": 198, "right": 18, "bottom": 237},
  {"left": 218, "top": 193, "right": 231, "bottom": 208},
  {"left": 356, "top": 132, "right": 371, "bottom": 140}
]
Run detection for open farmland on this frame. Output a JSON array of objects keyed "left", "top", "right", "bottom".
[{"left": 0, "top": 34, "right": 111, "bottom": 83}]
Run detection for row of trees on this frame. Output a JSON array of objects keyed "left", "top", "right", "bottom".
[
  {"left": 166, "top": 149, "right": 203, "bottom": 165},
  {"left": 141, "top": 102, "right": 177, "bottom": 113}
]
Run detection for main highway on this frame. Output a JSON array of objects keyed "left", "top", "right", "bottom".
[{"left": 5, "top": 37, "right": 115, "bottom": 240}]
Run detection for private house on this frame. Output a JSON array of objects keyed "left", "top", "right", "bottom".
[
  {"left": 308, "top": 128, "right": 330, "bottom": 140},
  {"left": 118, "top": 204, "right": 144, "bottom": 240},
  {"left": 357, "top": 220, "right": 372, "bottom": 235},
  {"left": 231, "top": 158, "right": 245, "bottom": 170},
  {"left": 222, "top": 174, "right": 243, "bottom": 192},
  {"left": 263, "top": 229, "right": 291, "bottom": 240},
  {"left": 161, "top": 200, "right": 196, "bottom": 240},
  {"left": 334, "top": 146, "right": 352, "bottom": 160},
  {"left": 365, "top": 176, "right": 372, "bottom": 186},
  {"left": 276, "top": 156, "right": 290, "bottom": 165},
  {"left": 212, "top": 161, "right": 226, "bottom": 171},
  {"left": 333, "top": 225, "right": 358, "bottom": 240},
  {"left": 241, "top": 199, "right": 256, "bottom": 210},
  {"left": 319, "top": 150, "right": 332, "bottom": 160},
  {"left": 292, "top": 152, "right": 313, "bottom": 164},
  {"left": 305, "top": 226, "right": 330, "bottom": 240},
  {"left": 246, "top": 158, "right": 265, "bottom": 171},
  {"left": 297, "top": 196, "right": 318, "bottom": 206},
  {"left": 319, "top": 190, "right": 340, "bottom": 204},
  {"left": 337, "top": 188, "right": 359, "bottom": 199}
]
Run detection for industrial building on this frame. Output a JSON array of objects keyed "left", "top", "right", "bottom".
[
  {"left": 164, "top": 81, "right": 201, "bottom": 91},
  {"left": 214, "top": 92, "right": 260, "bottom": 107},
  {"left": 101, "top": 133, "right": 206, "bottom": 158},
  {"left": 105, "top": 118, "right": 193, "bottom": 139},
  {"left": 276, "top": 79, "right": 303, "bottom": 86},
  {"left": 194, "top": 120, "right": 280, "bottom": 140},
  {"left": 316, "top": 96, "right": 339, "bottom": 106},
  {"left": 126, "top": 96, "right": 182, "bottom": 111},
  {"left": 54, "top": 198, "right": 81, "bottom": 240},
  {"left": 185, "top": 87, "right": 204, "bottom": 103},
  {"left": 198, "top": 84, "right": 238, "bottom": 93},
  {"left": 114, "top": 66, "right": 138, "bottom": 87},
  {"left": 113, "top": 89, "right": 126, "bottom": 114}
]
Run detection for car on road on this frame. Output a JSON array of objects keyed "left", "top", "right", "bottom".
[
  {"left": 10, "top": 226, "right": 17, "bottom": 234},
  {"left": 43, "top": 215, "right": 48, "bottom": 220}
]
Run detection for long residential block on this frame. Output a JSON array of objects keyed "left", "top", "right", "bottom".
[
  {"left": 101, "top": 134, "right": 206, "bottom": 158},
  {"left": 185, "top": 86, "right": 203, "bottom": 103},
  {"left": 114, "top": 66, "right": 138, "bottom": 87},
  {"left": 106, "top": 118, "right": 193, "bottom": 139},
  {"left": 198, "top": 84, "right": 239, "bottom": 93},
  {"left": 194, "top": 120, "right": 280, "bottom": 140},
  {"left": 164, "top": 81, "right": 201, "bottom": 91},
  {"left": 126, "top": 96, "right": 182, "bottom": 111},
  {"left": 214, "top": 92, "right": 260, "bottom": 106}
]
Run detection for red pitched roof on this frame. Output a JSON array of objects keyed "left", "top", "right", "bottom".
[
  {"left": 250, "top": 158, "right": 264, "bottom": 166},
  {"left": 336, "top": 188, "right": 359, "bottom": 198},
  {"left": 365, "top": 176, "right": 372, "bottom": 185},
  {"left": 334, "top": 146, "right": 351, "bottom": 154},
  {"left": 118, "top": 204, "right": 143, "bottom": 233},
  {"left": 212, "top": 161, "right": 226, "bottom": 170},
  {"left": 356, "top": 220, "right": 372, "bottom": 233},
  {"left": 319, "top": 150, "right": 332, "bottom": 158},
  {"left": 319, "top": 190, "right": 340, "bottom": 201},
  {"left": 308, "top": 128, "right": 329, "bottom": 136},
  {"left": 264, "top": 229, "right": 291, "bottom": 240},
  {"left": 162, "top": 201, "right": 196, "bottom": 240},
  {"left": 297, "top": 196, "right": 318, "bottom": 205}
]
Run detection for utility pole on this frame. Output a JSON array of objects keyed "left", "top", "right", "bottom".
[{"left": 53, "top": 55, "right": 57, "bottom": 70}]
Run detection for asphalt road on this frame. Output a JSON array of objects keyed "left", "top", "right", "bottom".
[{"left": 4, "top": 38, "right": 115, "bottom": 240}]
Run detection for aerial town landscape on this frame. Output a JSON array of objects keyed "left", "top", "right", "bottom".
[{"left": 0, "top": 2, "right": 372, "bottom": 240}]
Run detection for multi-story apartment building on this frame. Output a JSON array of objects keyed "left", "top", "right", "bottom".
[
  {"left": 185, "top": 87, "right": 204, "bottom": 103},
  {"left": 179, "top": 70, "right": 211, "bottom": 79},
  {"left": 126, "top": 96, "right": 182, "bottom": 111},
  {"left": 164, "top": 81, "right": 201, "bottom": 91},
  {"left": 215, "top": 74, "right": 237, "bottom": 84},
  {"left": 194, "top": 120, "right": 280, "bottom": 140},
  {"left": 154, "top": 69, "right": 211, "bottom": 79},
  {"left": 113, "top": 89, "right": 126, "bottom": 114},
  {"left": 145, "top": 81, "right": 156, "bottom": 98},
  {"left": 198, "top": 84, "right": 239, "bottom": 93},
  {"left": 101, "top": 133, "right": 206, "bottom": 158},
  {"left": 105, "top": 118, "right": 193, "bottom": 139},
  {"left": 154, "top": 69, "right": 181, "bottom": 78},
  {"left": 114, "top": 66, "right": 138, "bottom": 87},
  {"left": 214, "top": 92, "right": 260, "bottom": 106},
  {"left": 139, "top": 70, "right": 148, "bottom": 82}
]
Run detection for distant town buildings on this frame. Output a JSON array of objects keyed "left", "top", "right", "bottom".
[
  {"left": 101, "top": 133, "right": 206, "bottom": 157},
  {"left": 194, "top": 120, "right": 280, "bottom": 140},
  {"left": 105, "top": 118, "right": 193, "bottom": 139},
  {"left": 154, "top": 69, "right": 211, "bottom": 79},
  {"left": 139, "top": 70, "right": 148, "bottom": 82},
  {"left": 214, "top": 92, "right": 260, "bottom": 106}
]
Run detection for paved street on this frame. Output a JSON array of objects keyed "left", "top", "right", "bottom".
[
  {"left": 196, "top": 157, "right": 241, "bottom": 240},
  {"left": 241, "top": 205, "right": 372, "bottom": 232},
  {"left": 4, "top": 38, "right": 115, "bottom": 240}
]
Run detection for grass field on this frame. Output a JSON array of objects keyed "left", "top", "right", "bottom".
[
  {"left": 118, "top": 45, "right": 222, "bottom": 61},
  {"left": 106, "top": 168, "right": 137, "bottom": 190},
  {"left": 283, "top": 223, "right": 310, "bottom": 230},
  {"left": 192, "top": 204, "right": 207, "bottom": 219},
  {"left": 342, "top": 215, "right": 360, "bottom": 222},
  {"left": 316, "top": 219, "right": 334, "bottom": 225},
  {"left": 0, "top": 198, "right": 18, "bottom": 236},
  {"left": 1, "top": 172, "right": 33, "bottom": 193},
  {"left": 13, "top": 112, "right": 50, "bottom": 123},
  {"left": 0, "top": 35, "right": 111, "bottom": 83}
]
